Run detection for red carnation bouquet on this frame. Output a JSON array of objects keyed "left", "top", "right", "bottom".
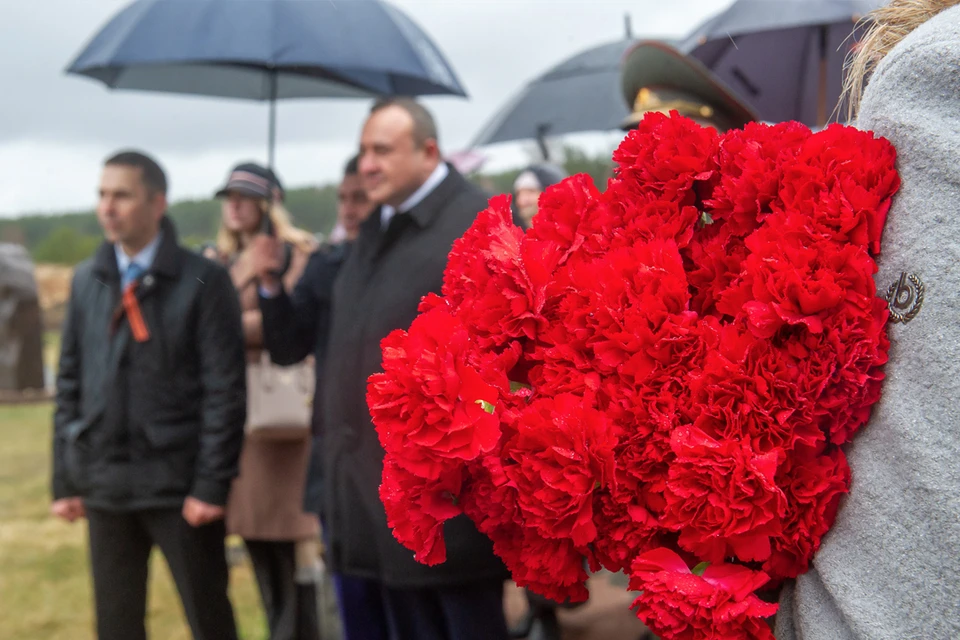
[{"left": 368, "top": 112, "right": 899, "bottom": 639}]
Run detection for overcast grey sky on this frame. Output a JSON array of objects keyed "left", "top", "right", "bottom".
[{"left": 0, "top": 0, "right": 732, "bottom": 217}]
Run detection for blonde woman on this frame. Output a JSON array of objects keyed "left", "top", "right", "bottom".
[
  {"left": 208, "top": 163, "right": 321, "bottom": 640},
  {"left": 776, "top": 2, "right": 960, "bottom": 638}
]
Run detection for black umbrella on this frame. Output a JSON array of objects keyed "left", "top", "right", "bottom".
[
  {"left": 66, "top": 0, "right": 468, "bottom": 166},
  {"left": 470, "top": 38, "right": 636, "bottom": 155},
  {"left": 470, "top": 17, "right": 659, "bottom": 157},
  {"left": 680, "top": 0, "right": 885, "bottom": 126}
]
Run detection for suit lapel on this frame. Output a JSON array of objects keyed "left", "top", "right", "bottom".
[
  {"left": 355, "top": 206, "right": 384, "bottom": 285},
  {"left": 373, "top": 213, "right": 414, "bottom": 261},
  {"left": 365, "top": 166, "right": 465, "bottom": 267},
  {"left": 82, "top": 278, "right": 125, "bottom": 423},
  {"left": 405, "top": 166, "right": 463, "bottom": 231},
  {"left": 105, "top": 322, "right": 132, "bottom": 386}
]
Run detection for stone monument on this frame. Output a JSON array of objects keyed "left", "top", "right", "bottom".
[{"left": 0, "top": 243, "right": 45, "bottom": 392}]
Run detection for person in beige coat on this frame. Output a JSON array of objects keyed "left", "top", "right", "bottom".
[{"left": 208, "top": 163, "right": 321, "bottom": 640}]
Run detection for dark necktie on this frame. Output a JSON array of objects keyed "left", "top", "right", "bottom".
[{"left": 379, "top": 211, "right": 412, "bottom": 249}]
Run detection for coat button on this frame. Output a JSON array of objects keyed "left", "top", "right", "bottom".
[{"left": 143, "top": 274, "right": 155, "bottom": 288}]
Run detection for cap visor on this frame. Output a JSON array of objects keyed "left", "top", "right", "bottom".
[
  {"left": 215, "top": 182, "right": 270, "bottom": 200},
  {"left": 621, "top": 41, "right": 759, "bottom": 127}
]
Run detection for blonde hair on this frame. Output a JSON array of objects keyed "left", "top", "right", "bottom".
[
  {"left": 843, "top": 0, "right": 960, "bottom": 120},
  {"left": 215, "top": 198, "right": 318, "bottom": 257}
]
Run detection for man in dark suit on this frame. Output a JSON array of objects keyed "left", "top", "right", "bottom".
[
  {"left": 253, "top": 98, "right": 508, "bottom": 640},
  {"left": 51, "top": 150, "right": 247, "bottom": 640}
]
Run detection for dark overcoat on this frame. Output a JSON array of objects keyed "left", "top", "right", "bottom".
[{"left": 266, "top": 166, "right": 507, "bottom": 587}]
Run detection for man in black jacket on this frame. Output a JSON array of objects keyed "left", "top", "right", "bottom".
[
  {"left": 253, "top": 98, "right": 508, "bottom": 640},
  {"left": 51, "top": 150, "right": 247, "bottom": 640}
]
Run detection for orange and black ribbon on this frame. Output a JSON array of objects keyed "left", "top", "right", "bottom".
[{"left": 110, "top": 282, "right": 151, "bottom": 342}]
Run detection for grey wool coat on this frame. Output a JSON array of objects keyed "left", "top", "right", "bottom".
[
  {"left": 776, "top": 6, "right": 960, "bottom": 639},
  {"left": 317, "top": 165, "right": 507, "bottom": 587}
]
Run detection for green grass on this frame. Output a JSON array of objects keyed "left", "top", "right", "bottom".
[{"left": 0, "top": 402, "right": 267, "bottom": 639}]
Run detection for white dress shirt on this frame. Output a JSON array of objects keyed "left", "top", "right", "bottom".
[{"left": 115, "top": 232, "right": 162, "bottom": 280}]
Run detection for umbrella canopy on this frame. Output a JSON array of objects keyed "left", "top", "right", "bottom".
[
  {"left": 66, "top": 0, "right": 468, "bottom": 164},
  {"left": 680, "top": 0, "right": 884, "bottom": 126},
  {"left": 470, "top": 38, "right": 641, "bottom": 151}
]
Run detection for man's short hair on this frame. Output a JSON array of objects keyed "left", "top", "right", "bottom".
[
  {"left": 105, "top": 150, "right": 168, "bottom": 196},
  {"left": 370, "top": 97, "right": 439, "bottom": 149},
  {"left": 344, "top": 154, "right": 359, "bottom": 176}
]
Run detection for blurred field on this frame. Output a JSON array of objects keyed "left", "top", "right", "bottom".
[{"left": 0, "top": 331, "right": 268, "bottom": 638}]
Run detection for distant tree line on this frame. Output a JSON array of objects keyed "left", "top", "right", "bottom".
[{"left": 0, "top": 146, "right": 613, "bottom": 266}]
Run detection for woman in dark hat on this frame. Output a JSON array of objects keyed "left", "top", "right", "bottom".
[{"left": 208, "top": 162, "right": 322, "bottom": 640}]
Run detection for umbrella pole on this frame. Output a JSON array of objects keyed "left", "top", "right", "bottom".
[
  {"left": 268, "top": 71, "right": 278, "bottom": 168},
  {"left": 536, "top": 123, "right": 551, "bottom": 162},
  {"left": 817, "top": 26, "right": 828, "bottom": 127}
]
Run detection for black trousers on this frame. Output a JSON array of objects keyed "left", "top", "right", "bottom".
[
  {"left": 86, "top": 507, "right": 237, "bottom": 640},
  {"left": 244, "top": 540, "right": 320, "bottom": 640},
  {"left": 380, "top": 580, "right": 508, "bottom": 640}
]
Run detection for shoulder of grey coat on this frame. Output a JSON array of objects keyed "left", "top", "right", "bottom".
[{"left": 777, "top": 6, "right": 960, "bottom": 640}]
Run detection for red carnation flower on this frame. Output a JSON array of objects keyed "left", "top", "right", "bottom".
[
  {"left": 379, "top": 457, "right": 463, "bottom": 565},
  {"left": 685, "top": 224, "right": 751, "bottom": 317},
  {"left": 604, "top": 367, "right": 687, "bottom": 458},
  {"left": 689, "top": 328, "right": 825, "bottom": 454},
  {"left": 619, "top": 196, "right": 702, "bottom": 252},
  {"left": 661, "top": 427, "right": 787, "bottom": 564},
  {"left": 765, "top": 446, "right": 850, "bottom": 580},
  {"left": 615, "top": 310, "right": 713, "bottom": 390},
  {"left": 629, "top": 547, "right": 778, "bottom": 640},
  {"left": 495, "top": 524, "right": 591, "bottom": 603},
  {"left": 526, "top": 174, "right": 610, "bottom": 263},
  {"left": 552, "top": 240, "right": 691, "bottom": 377},
  {"left": 612, "top": 111, "right": 719, "bottom": 205},
  {"left": 779, "top": 124, "right": 900, "bottom": 255},
  {"left": 368, "top": 303, "right": 507, "bottom": 480},
  {"left": 503, "top": 394, "right": 618, "bottom": 547},
  {"left": 718, "top": 213, "right": 879, "bottom": 337},
  {"left": 442, "top": 195, "right": 551, "bottom": 349},
  {"left": 610, "top": 420, "right": 673, "bottom": 514},
  {"left": 793, "top": 298, "right": 890, "bottom": 446},
  {"left": 529, "top": 239, "right": 691, "bottom": 404},
  {"left": 461, "top": 456, "right": 591, "bottom": 602},
  {"left": 526, "top": 350, "right": 600, "bottom": 399},
  {"left": 461, "top": 453, "right": 521, "bottom": 537},
  {"left": 591, "top": 489, "right": 662, "bottom": 574},
  {"left": 705, "top": 121, "right": 811, "bottom": 236}
]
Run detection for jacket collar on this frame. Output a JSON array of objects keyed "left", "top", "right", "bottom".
[
  {"left": 359, "top": 163, "right": 467, "bottom": 242},
  {"left": 406, "top": 162, "right": 465, "bottom": 230},
  {"left": 93, "top": 215, "right": 181, "bottom": 280}
]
